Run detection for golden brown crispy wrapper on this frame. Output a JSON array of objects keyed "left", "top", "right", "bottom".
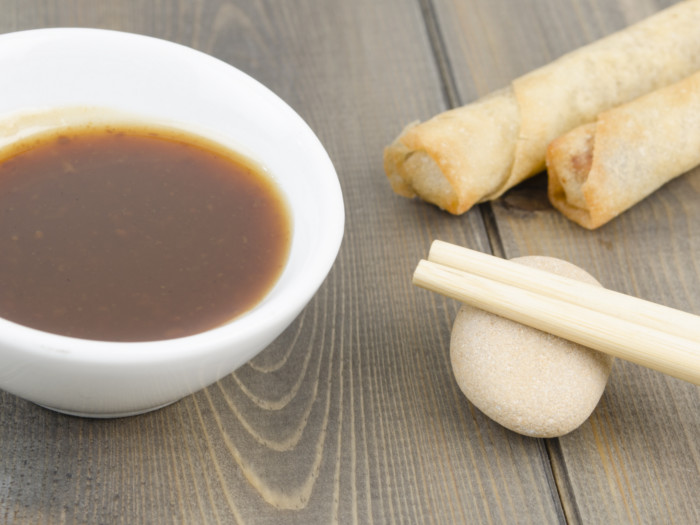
[
  {"left": 547, "top": 70, "right": 700, "bottom": 229},
  {"left": 384, "top": 0, "right": 700, "bottom": 215}
]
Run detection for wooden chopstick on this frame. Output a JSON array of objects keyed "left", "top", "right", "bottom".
[
  {"left": 412, "top": 240, "right": 700, "bottom": 385},
  {"left": 428, "top": 240, "right": 700, "bottom": 339}
]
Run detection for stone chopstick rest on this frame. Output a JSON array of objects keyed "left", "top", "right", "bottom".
[{"left": 412, "top": 240, "right": 700, "bottom": 436}]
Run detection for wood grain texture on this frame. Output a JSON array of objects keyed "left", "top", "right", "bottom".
[
  {"left": 0, "top": 0, "right": 560, "bottom": 523},
  {"left": 0, "top": 0, "right": 698, "bottom": 523},
  {"left": 431, "top": 0, "right": 700, "bottom": 522}
]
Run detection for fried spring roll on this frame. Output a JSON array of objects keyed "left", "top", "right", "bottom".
[
  {"left": 547, "top": 71, "right": 700, "bottom": 229},
  {"left": 384, "top": 0, "right": 700, "bottom": 214}
]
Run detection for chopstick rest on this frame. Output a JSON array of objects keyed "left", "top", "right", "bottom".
[
  {"left": 413, "top": 241, "right": 700, "bottom": 385},
  {"left": 446, "top": 254, "right": 613, "bottom": 437}
]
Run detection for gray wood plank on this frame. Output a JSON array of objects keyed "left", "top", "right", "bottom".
[
  {"left": 0, "top": 0, "right": 565, "bottom": 523},
  {"left": 429, "top": 0, "right": 700, "bottom": 522}
]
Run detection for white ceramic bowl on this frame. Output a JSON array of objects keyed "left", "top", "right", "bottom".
[{"left": 0, "top": 28, "right": 344, "bottom": 417}]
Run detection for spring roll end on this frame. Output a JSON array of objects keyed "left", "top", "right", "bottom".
[
  {"left": 546, "top": 123, "right": 609, "bottom": 229},
  {"left": 384, "top": 124, "right": 465, "bottom": 215}
]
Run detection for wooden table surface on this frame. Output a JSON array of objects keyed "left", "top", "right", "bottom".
[{"left": 1, "top": 0, "right": 699, "bottom": 523}]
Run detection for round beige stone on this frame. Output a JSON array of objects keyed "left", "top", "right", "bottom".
[{"left": 450, "top": 256, "right": 614, "bottom": 438}]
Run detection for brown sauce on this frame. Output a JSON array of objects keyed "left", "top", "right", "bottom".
[{"left": 0, "top": 124, "right": 291, "bottom": 341}]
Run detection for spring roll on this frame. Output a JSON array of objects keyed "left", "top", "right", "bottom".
[
  {"left": 384, "top": 0, "right": 700, "bottom": 215},
  {"left": 547, "top": 70, "right": 700, "bottom": 229}
]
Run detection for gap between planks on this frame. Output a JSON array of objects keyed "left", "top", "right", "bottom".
[
  {"left": 417, "top": 0, "right": 507, "bottom": 257},
  {"left": 415, "top": 0, "right": 576, "bottom": 520}
]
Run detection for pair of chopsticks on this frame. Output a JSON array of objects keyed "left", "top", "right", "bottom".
[{"left": 413, "top": 240, "right": 700, "bottom": 385}]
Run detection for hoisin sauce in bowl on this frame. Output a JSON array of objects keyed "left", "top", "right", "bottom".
[
  {"left": 0, "top": 124, "right": 291, "bottom": 342},
  {"left": 0, "top": 28, "right": 343, "bottom": 417}
]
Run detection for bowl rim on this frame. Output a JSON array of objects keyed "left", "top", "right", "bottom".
[{"left": 0, "top": 27, "right": 345, "bottom": 365}]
